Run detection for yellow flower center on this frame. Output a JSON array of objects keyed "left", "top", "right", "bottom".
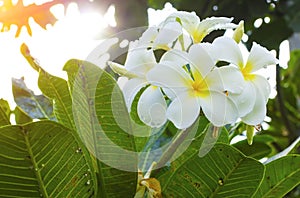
[
  {"left": 241, "top": 63, "right": 256, "bottom": 81},
  {"left": 190, "top": 74, "right": 209, "bottom": 97}
]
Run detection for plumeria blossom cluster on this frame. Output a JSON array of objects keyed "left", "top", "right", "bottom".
[{"left": 108, "top": 11, "right": 278, "bottom": 130}]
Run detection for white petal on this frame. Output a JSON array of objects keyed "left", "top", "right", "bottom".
[
  {"left": 188, "top": 44, "right": 215, "bottom": 78},
  {"left": 137, "top": 86, "right": 167, "bottom": 128},
  {"left": 139, "top": 26, "right": 158, "bottom": 44},
  {"left": 241, "top": 87, "right": 267, "bottom": 125},
  {"left": 147, "top": 62, "right": 192, "bottom": 90},
  {"left": 155, "top": 22, "right": 182, "bottom": 45},
  {"left": 192, "top": 17, "right": 236, "bottom": 42},
  {"left": 166, "top": 92, "right": 200, "bottom": 129},
  {"left": 212, "top": 36, "right": 244, "bottom": 68},
  {"left": 160, "top": 49, "right": 189, "bottom": 67},
  {"left": 166, "top": 11, "right": 200, "bottom": 36},
  {"left": 125, "top": 47, "right": 156, "bottom": 75},
  {"left": 123, "top": 78, "right": 148, "bottom": 111},
  {"left": 252, "top": 74, "right": 271, "bottom": 102},
  {"left": 200, "top": 91, "right": 239, "bottom": 126},
  {"left": 206, "top": 66, "right": 245, "bottom": 94},
  {"left": 246, "top": 42, "right": 279, "bottom": 72},
  {"left": 198, "top": 17, "right": 237, "bottom": 38},
  {"left": 229, "top": 82, "right": 256, "bottom": 117}
]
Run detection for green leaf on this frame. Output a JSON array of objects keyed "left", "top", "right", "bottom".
[
  {"left": 253, "top": 155, "right": 300, "bottom": 198},
  {"left": 12, "top": 78, "right": 54, "bottom": 120},
  {"left": 38, "top": 70, "right": 75, "bottom": 130},
  {"left": 65, "top": 59, "right": 137, "bottom": 197},
  {"left": 0, "top": 99, "right": 11, "bottom": 126},
  {"left": 233, "top": 135, "right": 274, "bottom": 160},
  {"left": 0, "top": 121, "right": 97, "bottom": 197},
  {"left": 158, "top": 141, "right": 264, "bottom": 197},
  {"left": 14, "top": 106, "right": 32, "bottom": 124}
]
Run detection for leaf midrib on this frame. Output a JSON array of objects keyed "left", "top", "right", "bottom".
[{"left": 23, "top": 127, "right": 48, "bottom": 197}]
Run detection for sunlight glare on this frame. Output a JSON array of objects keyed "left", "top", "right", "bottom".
[{"left": 0, "top": 0, "right": 114, "bottom": 107}]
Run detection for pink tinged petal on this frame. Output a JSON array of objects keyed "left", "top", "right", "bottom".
[
  {"left": 246, "top": 42, "right": 279, "bottom": 72},
  {"left": 123, "top": 78, "right": 148, "bottom": 111},
  {"left": 212, "top": 36, "right": 244, "bottom": 68},
  {"left": 137, "top": 86, "right": 167, "bottom": 128},
  {"left": 241, "top": 87, "right": 267, "bottom": 125},
  {"left": 188, "top": 44, "right": 215, "bottom": 78},
  {"left": 229, "top": 82, "right": 256, "bottom": 117},
  {"left": 251, "top": 74, "right": 271, "bottom": 102},
  {"left": 206, "top": 66, "right": 245, "bottom": 94},
  {"left": 160, "top": 49, "right": 189, "bottom": 68},
  {"left": 166, "top": 92, "right": 201, "bottom": 129},
  {"left": 125, "top": 47, "right": 156, "bottom": 75},
  {"left": 199, "top": 91, "right": 239, "bottom": 126},
  {"left": 147, "top": 62, "right": 192, "bottom": 90},
  {"left": 155, "top": 22, "right": 182, "bottom": 45}
]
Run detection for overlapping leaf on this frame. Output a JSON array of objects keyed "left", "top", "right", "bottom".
[
  {"left": 0, "top": 121, "right": 97, "bottom": 197},
  {"left": 253, "top": 155, "right": 300, "bottom": 197},
  {"left": 38, "top": 70, "right": 75, "bottom": 130},
  {"left": 0, "top": 99, "right": 11, "bottom": 126},
  {"left": 158, "top": 127, "right": 264, "bottom": 197},
  {"left": 64, "top": 59, "right": 137, "bottom": 197},
  {"left": 12, "top": 77, "right": 54, "bottom": 120}
]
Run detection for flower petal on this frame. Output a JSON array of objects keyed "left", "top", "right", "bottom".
[
  {"left": 206, "top": 66, "right": 245, "bottom": 94},
  {"left": 188, "top": 44, "right": 215, "bottom": 78},
  {"left": 137, "top": 86, "right": 167, "bottom": 128},
  {"left": 125, "top": 44, "right": 156, "bottom": 75},
  {"left": 139, "top": 26, "right": 158, "bottom": 44},
  {"left": 166, "top": 92, "right": 200, "bottom": 129},
  {"left": 123, "top": 78, "right": 148, "bottom": 111},
  {"left": 229, "top": 81, "right": 256, "bottom": 117},
  {"left": 155, "top": 21, "right": 182, "bottom": 46},
  {"left": 198, "top": 17, "right": 236, "bottom": 37},
  {"left": 199, "top": 91, "right": 239, "bottom": 126},
  {"left": 147, "top": 62, "right": 192, "bottom": 90},
  {"left": 193, "top": 17, "right": 236, "bottom": 43},
  {"left": 166, "top": 11, "right": 200, "bottom": 36},
  {"left": 252, "top": 74, "right": 271, "bottom": 102},
  {"left": 246, "top": 42, "right": 279, "bottom": 72},
  {"left": 212, "top": 36, "right": 244, "bottom": 68},
  {"left": 160, "top": 49, "right": 189, "bottom": 68},
  {"left": 241, "top": 86, "right": 266, "bottom": 125}
]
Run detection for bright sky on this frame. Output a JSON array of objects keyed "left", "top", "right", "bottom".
[{"left": 0, "top": 1, "right": 290, "bottom": 109}]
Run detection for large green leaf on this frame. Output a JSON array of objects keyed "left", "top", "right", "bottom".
[
  {"left": 158, "top": 141, "right": 264, "bottom": 197},
  {"left": 38, "top": 69, "right": 75, "bottom": 130},
  {"left": 0, "top": 121, "right": 97, "bottom": 197},
  {"left": 253, "top": 155, "right": 300, "bottom": 198},
  {"left": 233, "top": 135, "right": 274, "bottom": 160},
  {"left": 0, "top": 99, "right": 10, "bottom": 126},
  {"left": 12, "top": 78, "right": 54, "bottom": 120},
  {"left": 64, "top": 59, "right": 137, "bottom": 197}
]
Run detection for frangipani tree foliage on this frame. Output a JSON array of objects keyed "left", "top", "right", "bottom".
[{"left": 0, "top": 9, "right": 300, "bottom": 197}]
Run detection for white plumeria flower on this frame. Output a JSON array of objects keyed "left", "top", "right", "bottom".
[
  {"left": 139, "top": 21, "right": 182, "bottom": 50},
  {"left": 165, "top": 11, "right": 237, "bottom": 43},
  {"left": 210, "top": 36, "right": 279, "bottom": 125},
  {"left": 147, "top": 44, "right": 245, "bottom": 129},
  {"left": 108, "top": 42, "right": 187, "bottom": 128}
]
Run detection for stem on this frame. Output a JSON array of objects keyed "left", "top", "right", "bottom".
[{"left": 156, "top": 121, "right": 197, "bottom": 169}]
